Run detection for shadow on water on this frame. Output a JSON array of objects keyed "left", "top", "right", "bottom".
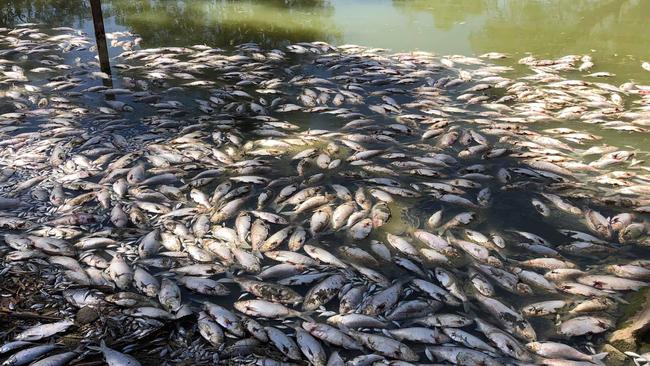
[{"left": 0, "top": 0, "right": 341, "bottom": 49}]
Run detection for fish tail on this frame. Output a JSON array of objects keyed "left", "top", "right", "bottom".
[
  {"left": 591, "top": 352, "right": 609, "bottom": 366},
  {"left": 395, "top": 275, "right": 415, "bottom": 286},
  {"left": 87, "top": 340, "right": 104, "bottom": 352},
  {"left": 462, "top": 300, "right": 471, "bottom": 313},
  {"left": 155, "top": 271, "right": 175, "bottom": 278},
  {"left": 610, "top": 294, "right": 629, "bottom": 304},
  {"left": 216, "top": 277, "right": 235, "bottom": 283},
  {"left": 299, "top": 311, "right": 315, "bottom": 323},
  {"left": 275, "top": 202, "right": 288, "bottom": 212},
  {"left": 281, "top": 209, "right": 296, "bottom": 218},
  {"left": 337, "top": 324, "right": 352, "bottom": 334},
  {"left": 425, "top": 347, "right": 434, "bottom": 361}
]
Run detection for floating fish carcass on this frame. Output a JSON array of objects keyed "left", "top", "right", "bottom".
[{"left": 0, "top": 25, "right": 649, "bottom": 366}]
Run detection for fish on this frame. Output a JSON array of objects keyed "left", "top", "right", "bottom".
[
  {"left": 234, "top": 299, "right": 304, "bottom": 319},
  {"left": 13, "top": 320, "right": 75, "bottom": 341},
  {"left": 558, "top": 316, "right": 613, "bottom": 337},
  {"left": 527, "top": 341, "right": 608, "bottom": 365},
  {"left": 1, "top": 25, "right": 649, "bottom": 366},
  {"left": 348, "top": 330, "right": 419, "bottom": 361},
  {"left": 99, "top": 340, "right": 141, "bottom": 366}
]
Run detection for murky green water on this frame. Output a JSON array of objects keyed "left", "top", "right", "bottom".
[
  {"left": 2, "top": 0, "right": 649, "bottom": 149},
  {"left": 2, "top": 0, "right": 650, "bottom": 76}
]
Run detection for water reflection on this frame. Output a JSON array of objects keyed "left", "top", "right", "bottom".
[
  {"left": 1, "top": 0, "right": 649, "bottom": 77},
  {"left": 469, "top": 0, "right": 650, "bottom": 60},
  {"left": 0, "top": 0, "right": 88, "bottom": 27},
  {"left": 392, "top": 0, "right": 487, "bottom": 31},
  {"left": 102, "top": 0, "right": 340, "bottom": 49}
]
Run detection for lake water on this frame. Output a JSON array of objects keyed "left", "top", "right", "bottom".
[
  {"left": 1, "top": 1, "right": 650, "bottom": 364},
  {"left": 3, "top": 0, "right": 650, "bottom": 75},
  {"left": 3, "top": 0, "right": 649, "bottom": 149}
]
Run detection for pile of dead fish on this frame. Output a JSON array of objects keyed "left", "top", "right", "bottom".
[{"left": 0, "top": 24, "right": 649, "bottom": 366}]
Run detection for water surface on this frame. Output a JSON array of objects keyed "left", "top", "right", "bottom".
[
  {"left": 3, "top": 0, "right": 650, "bottom": 78},
  {"left": 4, "top": 0, "right": 650, "bottom": 141},
  {"left": 0, "top": 2, "right": 649, "bottom": 363}
]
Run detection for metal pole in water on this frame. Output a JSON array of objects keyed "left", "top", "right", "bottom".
[{"left": 89, "top": 0, "right": 114, "bottom": 93}]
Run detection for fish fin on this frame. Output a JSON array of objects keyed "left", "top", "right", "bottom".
[
  {"left": 610, "top": 294, "right": 629, "bottom": 304},
  {"left": 395, "top": 275, "right": 415, "bottom": 285},
  {"left": 462, "top": 300, "right": 471, "bottom": 313},
  {"left": 337, "top": 324, "right": 352, "bottom": 334},
  {"left": 591, "top": 352, "right": 609, "bottom": 366},
  {"left": 275, "top": 203, "right": 287, "bottom": 213},
  {"left": 285, "top": 320, "right": 303, "bottom": 331},
  {"left": 299, "top": 311, "right": 315, "bottom": 323},
  {"left": 88, "top": 340, "right": 105, "bottom": 352},
  {"left": 425, "top": 347, "right": 434, "bottom": 361},
  {"left": 401, "top": 318, "right": 416, "bottom": 327},
  {"left": 341, "top": 267, "right": 358, "bottom": 278},
  {"left": 279, "top": 207, "right": 294, "bottom": 216}
]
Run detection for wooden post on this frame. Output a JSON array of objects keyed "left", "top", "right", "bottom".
[
  {"left": 90, "top": 0, "right": 114, "bottom": 97},
  {"left": 90, "top": 0, "right": 111, "bottom": 77}
]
